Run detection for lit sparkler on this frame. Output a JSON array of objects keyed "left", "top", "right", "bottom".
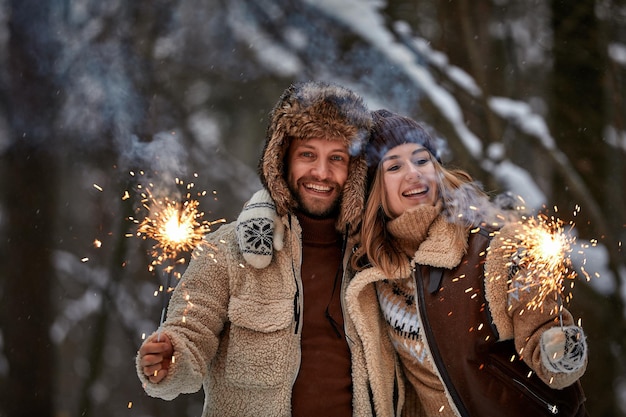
[
  {"left": 503, "top": 207, "right": 592, "bottom": 313},
  {"left": 129, "top": 174, "right": 223, "bottom": 272},
  {"left": 127, "top": 172, "right": 225, "bottom": 337},
  {"left": 136, "top": 194, "right": 209, "bottom": 271}
]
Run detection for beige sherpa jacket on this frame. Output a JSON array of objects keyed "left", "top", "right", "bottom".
[
  {"left": 345, "top": 217, "right": 587, "bottom": 417},
  {"left": 136, "top": 80, "right": 379, "bottom": 416},
  {"left": 136, "top": 215, "right": 400, "bottom": 417}
]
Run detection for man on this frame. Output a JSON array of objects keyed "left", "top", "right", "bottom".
[{"left": 136, "top": 81, "right": 398, "bottom": 416}]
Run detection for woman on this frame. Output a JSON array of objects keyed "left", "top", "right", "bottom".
[{"left": 346, "top": 110, "right": 588, "bottom": 417}]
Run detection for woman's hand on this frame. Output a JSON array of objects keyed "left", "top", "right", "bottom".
[{"left": 540, "top": 326, "right": 587, "bottom": 373}]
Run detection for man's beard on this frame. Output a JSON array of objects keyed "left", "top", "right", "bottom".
[{"left": 291, "top": 184, "right": 343, "bottom": 219}]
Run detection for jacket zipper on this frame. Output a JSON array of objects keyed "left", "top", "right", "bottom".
[
  {"left": 293, "top": 286, "right": 300, "bottom": 334},
  {"left": 290, "top": 214, "right": 303, "bottom": 335},
  {"left": 511, "top": 377, "right": 559, "bottom": 414}
]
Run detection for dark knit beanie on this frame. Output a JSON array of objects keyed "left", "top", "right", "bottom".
[{"left": 366, "top": 109, "right": 441, "bottom": 180}]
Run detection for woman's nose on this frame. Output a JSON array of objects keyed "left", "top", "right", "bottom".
[{"left": 405, "top": 163, "right": 421, "bottom": 179}]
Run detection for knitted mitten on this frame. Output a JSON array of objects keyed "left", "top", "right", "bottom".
[
  {"left": 540, "top": 325, "right": 587, "bottom": 373},
  {"left": 235, "top": 189, "right": 283, "bottom": 268}
]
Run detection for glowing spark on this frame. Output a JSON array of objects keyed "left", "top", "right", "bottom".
[
  {"left": 504, "top": 210, "right": 588, "bottom": 312},
  {"left": 93, "top": 239, "right": 102, "bottom": 248},
  {"left": 139, "top": 199, "right": 206, "bottom": 258},
  {"left": 130, "top": 176, "right": 224, "bottom": 271},
  {"left": 93, "top": 184, "right": 103, "bottom": 192}
]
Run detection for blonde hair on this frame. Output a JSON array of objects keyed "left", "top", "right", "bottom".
[{"left": 352, "top": 156, "right": 489, "bottom": 277}]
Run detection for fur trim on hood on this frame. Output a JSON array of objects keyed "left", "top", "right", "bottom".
[{"left": 258, "top": 81, "right": 372, "bottom": 235}]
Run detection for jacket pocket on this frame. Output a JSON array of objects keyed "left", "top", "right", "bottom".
[
  {"left": 486, "top": 356, "right": 558, "bottom": 415},
  {"left": 224, "top": 295, "right": 295, "bottom": 388},
  {"left": 485, "top": 342, "right": 585, "bottom": 417}
]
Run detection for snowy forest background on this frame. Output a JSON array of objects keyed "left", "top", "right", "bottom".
[{"left": 0, "top": 0, "right": 625, "bottom": 416}]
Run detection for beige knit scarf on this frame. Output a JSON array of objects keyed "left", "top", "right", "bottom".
[
  {"left": 386, "top": 203, "right": 441, "bottom": 256},
  {"left": 387, "top": 202, "right": 467, "bottom": 270}
]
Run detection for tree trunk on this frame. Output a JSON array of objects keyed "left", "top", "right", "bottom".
[
  {"left": 0, "top": 2, "right": 59, "bottom": 416},
  {"left": 549, "top": 1, "right": 623, "bottom": 415},
  {"left": 549, "top": 0, "right": 607, "bottom": 233}
]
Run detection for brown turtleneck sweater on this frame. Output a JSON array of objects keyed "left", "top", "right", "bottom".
[
  {"left": 291, "top": 212, "right": 352, "bottom": 417},
  {"left": 376, "top": 205, "right": 458, "bottom": 417}
]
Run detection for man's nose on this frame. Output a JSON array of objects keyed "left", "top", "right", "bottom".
[{"left": 311, "top": 159, "right": 330, "bottom": 179}]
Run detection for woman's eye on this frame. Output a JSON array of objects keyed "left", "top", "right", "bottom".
[
  {"left": 413, "top": 158, "right": 430, "bottom": 166},
  {"left": 386, "top": 164, "right": 400, "bottom": 172},
  {"left": 301, "top": 151, "right": 314, "bottom": 158},
  {"left": 330, "top": 155, "right": 344, "bottom": 161}
]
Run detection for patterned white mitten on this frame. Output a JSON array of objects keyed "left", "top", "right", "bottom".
[
  {"left": 236, "top": 189, "right": 283, "bottom": 269},
  {"left": 540, "top": 325, "right": 587, "bottom": 373}
]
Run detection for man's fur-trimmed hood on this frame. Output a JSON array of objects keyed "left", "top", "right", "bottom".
[{"left": 258, "top": 81, "right": 372, "bottom": 235}]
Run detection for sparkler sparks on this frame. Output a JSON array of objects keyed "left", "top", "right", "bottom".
[
  {"left": 127, "top": 172, "right": 225, "bottom": 338},
  {"left": 503, "top": 208, "right": 592, "bottom": 313},
  {"left": 128, "top": 174, "right": 224, "bottom": 273},
  {"left": 136, "top": 196, "right": 209, "bottom": 271}
]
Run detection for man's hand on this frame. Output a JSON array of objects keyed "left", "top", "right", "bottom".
[{"left": 139, "top": 333, "right": 173, "bottom": 384}]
